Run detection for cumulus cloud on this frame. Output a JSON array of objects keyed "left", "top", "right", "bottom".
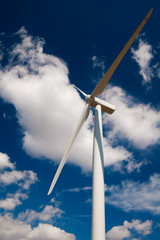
[
  {"left": 106, "top": 225, "right": 130, "bottom": 240},
  {"left": 18, "top": 205, "right": 63, "bottom": 223},
  {"left": 0, "top": 170, "right": 32, "bottom": 186},
  {"left": 0, "top": 27, "right": 131, "bottom": 172},
  {"left": 28, "top": 223, "right": 75, "bottom": 240},
  {"left": 106, "top": 173, "right": 160, "bottom": 215},
  {"left": 102, "top": 86, "right": 160, "bottom": 149},
  {"left": 0, "top": 153, "right": 37, "bottom": 211},
  {"left": 0, "top": 169, "right": 37, "bottom": 189},
  {"left": 0, "top": 214, "right": 75, "bottom": 240},
  {"left": 0, "top": 192, "right": 28, "bottom": 210},
  {"left": 0, "top": 152, "right": 14, "bottom": 170},
  {"left": 106, "top": 219, "right": 152, "bottom": 240},
  {"left": 131, "top": 38, "right": 154, "bottom": 85}
]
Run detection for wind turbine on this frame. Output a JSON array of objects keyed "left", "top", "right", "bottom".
[{"left": 48, "top": 8, "right": 153, "bottom": 240}]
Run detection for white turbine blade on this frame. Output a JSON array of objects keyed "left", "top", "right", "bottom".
[
  {"left": 73, "top": 85, "right": 88, "bottom": 98},
  {"left": 91, "top": 7, "right": 153, "bottom": 98},
  {"left": 48, "top": 103, "right": 90, "bottom": 195}
]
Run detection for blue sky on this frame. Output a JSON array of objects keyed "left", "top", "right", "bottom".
[{"left": 0, "top": 0, "right": 160, "bottom": 239}]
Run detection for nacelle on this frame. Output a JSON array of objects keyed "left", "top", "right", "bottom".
[{"left": 86, "top": 95, "right": 116, "bottom": 114}]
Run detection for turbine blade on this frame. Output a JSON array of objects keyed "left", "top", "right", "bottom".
[
  {"left": 91, "top": 7, "right": 153, "bottom": 97},
  {"left": 48, "top": 103, "right": 90, "bottom": 195},
  {"left": 73, "top": 85, "right": 88, "bottom": 98}
]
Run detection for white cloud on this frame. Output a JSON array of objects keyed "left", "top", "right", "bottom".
[
  {"left": 0, "top": 27, "right": 131, "bottom": 172},
  {"left": 103, "top": 139, "right": 131, "bottom": 169},
  {"left": 92, "top": 55, "right": 105, "bottom": 71},
  {"left": 128, "top": 219, "right": 152, "bottom": 235},
  {"left": 28, "top": 223, "right": 75, "bottom": 240},
  {"left": 0, "top": 152, "right": 14, "bottom": 170},
  {"left": 50, "top": 197, "right": 61, "bottom": 207},
  {"left": 64, "top": 186, "right": 92, "bottom": 193},
  {"left": 109, "top": 157, "right": 146, "bottom": 174},
  {"left": 124, "top": 158, "right": 146, "bottom": 173},
  {"left": 106, "top": 219, "right": 152, "bottom": 240},
  {"left": 0, "top": 214, "right": 75, "bottom": 240},
  {"left": 106, "top": 225, "right": 130, "bottom": 240},
  {"left": 131, "top": 38, "right": 154, "bottom": 85},
  {"left": 18, "top": 205, "right": 63, "bottom": 223},
  {"left": 106, "top": 173, "right": 160, "bottom": 215},
  {"left": 0, "top": 153, "right": 37, "bottom": 211},
  {"left": 157, "top": 66, "right": 160, "bottom": 78},
  {"left": 0, "top": 214, "right": 31, "bottom": 240},
  {"left": 0, "top": 169, "right": 37, "bottom": 189},
  {"left": 103, "top": 86, "right": 160, "bottom": 149},
  {"left": 0, "top": 192, "right": 28, "bottom": 210}
]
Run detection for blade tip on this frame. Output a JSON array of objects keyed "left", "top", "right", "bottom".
[
  {"left": 47, "top": 187, "right": 53, "bottom": 196},
  {"left": 148, "top": 7, "right": 153, "bottom": 16}
]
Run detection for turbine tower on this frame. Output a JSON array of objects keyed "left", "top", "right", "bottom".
[{"left": 48, "top": 8, "right": 153, "bottom": 240}]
